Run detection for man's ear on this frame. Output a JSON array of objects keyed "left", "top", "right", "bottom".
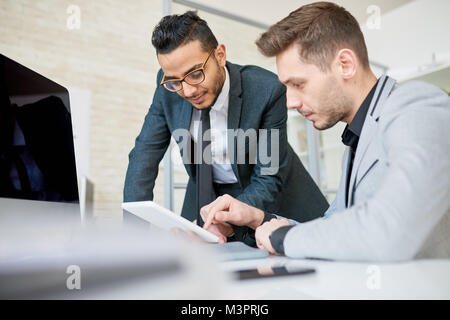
[
  {"left": 214, "top": 44, "right": 227, "bottom": 67},
  {"left": 334, "top": 48, "right": 357, "bottom": 80}
]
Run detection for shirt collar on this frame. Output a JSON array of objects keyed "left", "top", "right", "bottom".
[
  {"left": 211, "top": 66, "right": 230, "bottom": 112},
  {"left": 341, "top": 79, "right": 379, "bottom": 149}
]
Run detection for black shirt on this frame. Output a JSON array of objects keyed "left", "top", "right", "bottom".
[
  {"left": 341, "top": 80, "right": 378, "bottom": 205},
  {"left": 268, "top": 80, "right": 379, "bottom": 255}
]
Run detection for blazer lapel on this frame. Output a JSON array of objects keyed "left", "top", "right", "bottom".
[
  {"left": 347, "top": 75, "right": 396, "bottom": 206},
  {"left": 179, "top": 99, "right": 193, "bottom": 131},
  {"left": 178, "top": 99, "right": 194, "bottom": 175},
  {"left": 340, "top": 147, "right": 351, "bottom": 209},
  {"left": 225, "top": 62, "right": 243, "bottom": 182}
]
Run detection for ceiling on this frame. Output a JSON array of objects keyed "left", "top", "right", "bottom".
[
  {"left": 173, "top": 0, "right": 450, "bottom": 87},
  {"left": 181, "top": 0, "right": 413, "bottom": 26}
]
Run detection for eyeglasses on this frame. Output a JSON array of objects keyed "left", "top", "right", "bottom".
[{"left": 160, "top": 48, "right": 215, "bottom": 92}]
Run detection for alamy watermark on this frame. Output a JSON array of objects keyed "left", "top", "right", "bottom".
[
  {"left": 172, "top": 126, "right": 280, "bottom": 175},
  {"left": 66, "top": 5, "right": 81, "bottom": 30},
  {"left": 66, "top": 264, "right": 81, "bottom": 290},
  {"left": 366, "top": 265, "right": 381, "bottom": 290},
  {"left": 366, "top": 5, "right": 381, "bottom": 30}
]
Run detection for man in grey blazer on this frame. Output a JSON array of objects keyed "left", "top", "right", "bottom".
[
  {"left": 201, "top": 2, "right": 450, "bottom": 261},
  {"left": 123, "top": 11, "right": 328, "bottom": 245}
]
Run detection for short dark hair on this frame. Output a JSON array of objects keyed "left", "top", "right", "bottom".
[
  {"left": 151, "top": 10, "right": 218, "bottom": 55},
  {"left": 255, "top": 1, "right": 369, "bottom": 71}
]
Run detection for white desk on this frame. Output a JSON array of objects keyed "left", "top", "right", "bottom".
[
  {"left": 5, "top": 201, "right": 446, "bottom": 300},
  {"left": 218, "top": 256, "right": 450, "bottom": 299}
]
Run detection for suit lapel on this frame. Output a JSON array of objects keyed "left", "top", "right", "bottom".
[
  {"left": 225, "top": 62, "right": 243, "bottom": 182},
  {"left": 341, "top": 147, "right": 351, "bottom": 208},
  {"left": 178, "top": 99, "right": 194, "bottom": 176},
  {"left": 347, "top": 75, "right": 396, "bottom": 206},
  {"left": 179, "top": 99, "right": 193, "bottom": 131}
]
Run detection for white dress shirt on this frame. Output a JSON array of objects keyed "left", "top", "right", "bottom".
[{"left": 189, "top": 67, "right": 238, "bottom": 184}]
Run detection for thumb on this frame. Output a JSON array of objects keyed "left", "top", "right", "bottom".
[{"left": 218, "top": 234, "right": 226, "bottom": 244}]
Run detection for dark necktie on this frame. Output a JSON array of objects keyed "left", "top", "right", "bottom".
[{"left": 195, "top": 107, "right": 214, "bottom": 226}]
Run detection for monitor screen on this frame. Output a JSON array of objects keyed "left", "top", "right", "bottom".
[{"left": 0, "top": 54, "right": 79, "bottom": 203}]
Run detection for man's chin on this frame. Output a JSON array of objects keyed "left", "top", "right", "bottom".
[
  {"left": 192, "top": 103, "right": 210, "bottom": 110},
  {"left": 191, "top": 98, "right": 213, "bottom": 109},
  {"left": 312, "top": 119, "right": 336, "bottom": 131}
]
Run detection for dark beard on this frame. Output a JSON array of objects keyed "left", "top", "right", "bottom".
[{"left": 206, "top": 62, "right": 226, "bottom": 108}]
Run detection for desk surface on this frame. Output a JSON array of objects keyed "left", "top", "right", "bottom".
[
  {"left": 121, "top": 205, "right": 450, "bottom": 299},
  {"left": 218, "top": 256, "right": 450, "bottom": 299}
]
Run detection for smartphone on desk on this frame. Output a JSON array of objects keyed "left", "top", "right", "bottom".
[{"left": 235, "top": 265, "right": 315, "bottom": 280}]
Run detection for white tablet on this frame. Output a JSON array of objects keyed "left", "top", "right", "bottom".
[{"left": 121, "top": 201, "right": 219, "bottom": 243}]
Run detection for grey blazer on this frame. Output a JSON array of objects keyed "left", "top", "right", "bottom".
[
  {"left": 283, "top": 75, "right": 450, "bottom": 261},
  {"left": 124, "top": 62, "right": 328, "bottom": 227}
]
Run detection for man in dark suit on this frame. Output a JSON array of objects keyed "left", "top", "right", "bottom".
[{"left": 123, "top": 11, "right": 328, "bottom": 245}]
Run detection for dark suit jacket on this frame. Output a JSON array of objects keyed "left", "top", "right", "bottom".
[{"left": 124, "top": 62, "right": 328, "bottom": 229}]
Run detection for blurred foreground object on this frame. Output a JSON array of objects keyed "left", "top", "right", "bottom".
[{"left": 0, "top": 200, "right": 226, "bottom": 299}]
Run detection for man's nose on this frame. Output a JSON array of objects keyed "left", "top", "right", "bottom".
[
  {"left": 286, "top": 88, "right": 303, "bottom": 110},
  {"left": 182, "top": 82, "right": 199, "bottom": 98}
]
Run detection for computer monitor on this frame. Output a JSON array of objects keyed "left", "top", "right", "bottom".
[{"left": 0, "top": 53, "right": 80, "bottom": 218}]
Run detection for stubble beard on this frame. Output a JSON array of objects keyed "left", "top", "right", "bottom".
[
  {"left": 313, "top": 78, "right": 352, "bottom": 130},
  {"left": 205, "top": 61, "right": 226, "bottom": 109}
]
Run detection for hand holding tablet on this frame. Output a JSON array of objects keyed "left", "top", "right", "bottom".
[{"left": 122, "top": 201, "right": 220, "bottom": 243}]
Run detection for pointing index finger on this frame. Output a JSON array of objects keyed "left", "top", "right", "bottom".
[{"left": 203, "top": 196, "right": 231, "bottom": 229}]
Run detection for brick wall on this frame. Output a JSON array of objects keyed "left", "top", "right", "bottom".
[{"left": 1, "top": 0, "right": 166, "bottom": 218}]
